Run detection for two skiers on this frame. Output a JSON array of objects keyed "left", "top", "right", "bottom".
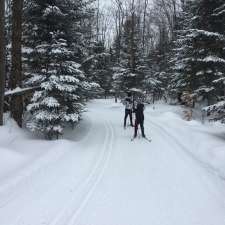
[{"left": 123, "top": 93, "right": 146, "bottom": 139}]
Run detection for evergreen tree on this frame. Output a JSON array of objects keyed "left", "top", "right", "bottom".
[
  {"left": 143, "top": 50, "right": 164, "bottom": 102},
  {"left": 143, "top": 21, "right": 170, "bottom": 102},
  {"left": 112, "top": 14, "right": 145, "bottom": 92},
  {"left": 203, "top": 1, "right": 225, "bottom": 122},
  {"left": 191, "top": 0, "right": 225, "bottom": 105},
  {"left": 169, "top": 0, "right": 196, "bottom": 100},
  {"left": 210, "top": 1, "right": 225, "bottom": 100},
  {"left": 169, "top": 0, "right": 225, "bottom": 106},
  {"left": 83, "top": 40, "right": 112, "bottom": 98},
  {"left": 23, "top": 0, "right": 95, "bottom": 139}
]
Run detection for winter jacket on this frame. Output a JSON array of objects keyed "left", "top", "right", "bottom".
[
  {"left": 134, "top": 103, "right": 145, "bottom": 121},
  {"left": 124, "top": 97, "right": 133, "bottom": 110}
]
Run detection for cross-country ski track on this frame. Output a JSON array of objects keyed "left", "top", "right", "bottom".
[{"left": 0, "top": 99, "right": 225, "bottom": 225}]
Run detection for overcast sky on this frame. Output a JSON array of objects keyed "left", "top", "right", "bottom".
[{"left": 99, "top": 0, "right": 112, "bottom": 8}]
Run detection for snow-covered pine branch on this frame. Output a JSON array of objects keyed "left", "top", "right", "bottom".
[{"left": 5, "top": 86, "right": 40, "bottom": 97}]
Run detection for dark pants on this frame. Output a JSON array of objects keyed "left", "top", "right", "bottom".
[
  {"left": 134, "top": 119, "right": 145, "bottom": 137},
  {"left": 124, "top": 109, "right": 133, "bottom": 127}
]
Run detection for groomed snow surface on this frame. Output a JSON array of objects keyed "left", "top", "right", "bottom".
[{"left": 0, "top": 99, "right": 225, "bottom": 225}]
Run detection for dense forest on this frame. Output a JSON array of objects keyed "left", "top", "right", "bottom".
[{"left": 0, "top": 0, "right": 225, "bottom": 139}]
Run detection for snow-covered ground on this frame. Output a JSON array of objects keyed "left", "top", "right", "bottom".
[{"left": 0, "top": 99, "right": 225, "bottom": 225}]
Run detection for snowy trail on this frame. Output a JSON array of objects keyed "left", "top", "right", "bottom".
[
  {"left": 71, "top": 101, "right": 225, "bottom": 225},
  {"left": 0, "top": 99, "right": 225, "bottom": 225},
  {"left": 0, "top": 106, "right": 115, "bottom": 225},
  {"left": 145, "top": 119, "right": 225, "bottom": 208},
  {"left": 146, "top": 119, "right": 225, "bottom": 181},
  {"left": 48, "top": 120, "right": 115, "bottom": 225}
]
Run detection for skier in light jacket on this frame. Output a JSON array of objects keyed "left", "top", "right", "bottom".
[{"left": 123, "top": 92, "right": 134, "bottom": 128}]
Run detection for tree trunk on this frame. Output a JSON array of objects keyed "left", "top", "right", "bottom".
[
  {"left": 96, "top": 0, "right": 100, "bottom": 42},
  {"left": 0, "top": 0, "right": 6, "bottom": 126},
  {"left": 10, "top": 0, "right": 24, "bottom": 127},
  {"left": 142, "top": 0, "right": 148, "bottom": 51},
  {"left": 117, "top": 4, "right": 121, "bottom": 62},
  {"left": 161, "top": 0, "right": 174, "bottom": 38},
  {"left": 115, "top": 0, "right": 123, "bottom": 63},
  {"left": 130, "top": 0, "right": 135, "bottom": 73}
]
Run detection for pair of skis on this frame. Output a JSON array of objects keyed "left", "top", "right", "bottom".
[
  {"left": 131, "top": 136, "right": 152, "bottom": 142},
  {"left": 124, "top": 125, "right": 152, "bottom": 142}
]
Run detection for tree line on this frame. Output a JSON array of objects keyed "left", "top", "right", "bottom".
[
  {"left": 107, "top": 0, "right": 225, "bottom": 121},
  {"left": 0, "top": 0, "right": 225, "bottom": 139}
]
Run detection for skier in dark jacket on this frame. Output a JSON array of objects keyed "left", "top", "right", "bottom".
[
  {"left": 133, "top": 98, "right": 145, "bottom": 138},
  {"left": 123, "top": 92, "right": 134, "bottom": 128}
]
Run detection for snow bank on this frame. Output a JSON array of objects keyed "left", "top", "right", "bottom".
[
  {"left": 0, "top": 119, "right": 28, "bottom": 180},
  {"left": 0, "top": 147, "right": 26, "bottom": 179},
  {"left": 0, "top": 117, "right": 69, "bottom": 182},
  {"left": 146, "top": 102, "right": 225, "bottom": 180}
]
